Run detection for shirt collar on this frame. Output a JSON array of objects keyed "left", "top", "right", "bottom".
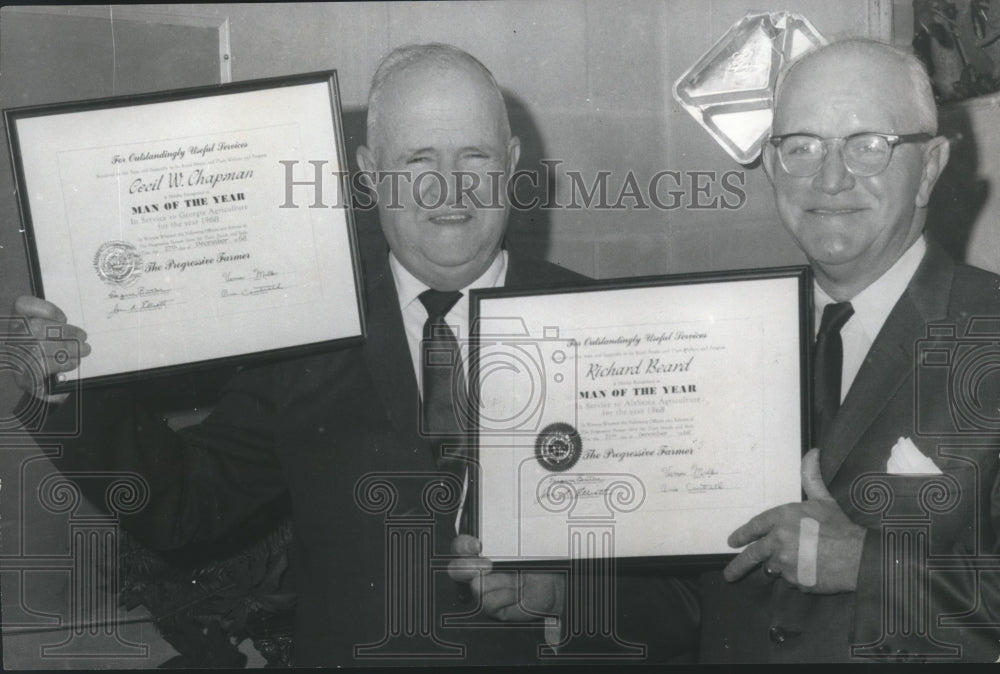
[
  {"left": 389, "top": 250, "right": 508, "bottom": 311},
  {"left": 814, "top": 236, "right": 926, "bottom": 338}
]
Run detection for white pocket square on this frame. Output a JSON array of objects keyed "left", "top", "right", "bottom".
[{"left": 886, "top": 436, "right": 942, "bottom": 475}]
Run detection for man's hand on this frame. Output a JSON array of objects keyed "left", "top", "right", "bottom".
[
  {"left": 723, "top": 448, "right": 865, "bottom": 594},
  {"left": 9, "top": 295, "right": 90, "bottom": 399},
  {"left": 447, "top": 534, "right": 565, "bottom": 622}
]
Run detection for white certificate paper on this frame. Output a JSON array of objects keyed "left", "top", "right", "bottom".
[
  {"left": 471, "top": 269, "right": 808, "bottom": 560},
  {"left": 8, "top": 72, "right": 363, "bottom": 387}
]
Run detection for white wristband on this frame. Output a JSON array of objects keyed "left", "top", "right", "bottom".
[{"left": 798, "top": 517, "right": 820, "bottom": 587}]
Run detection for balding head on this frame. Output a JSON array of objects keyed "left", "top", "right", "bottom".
[
  {"left": 365, "top": 43, "right": 511, "bottom": 156},
  {"left": 774, "top": 38, "right": 937, "bottom": 136}
]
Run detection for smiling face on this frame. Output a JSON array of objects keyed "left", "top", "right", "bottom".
[
  {"left": 357, "top": 61, "right": 520, "bottom": 291},
  {"left": 764, "top": 45, "right": 949, "bottom": 298}
]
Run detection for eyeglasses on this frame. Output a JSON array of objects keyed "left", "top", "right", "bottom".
[{"left": 768, "top": 132, "right": 934, "bottom": 177}]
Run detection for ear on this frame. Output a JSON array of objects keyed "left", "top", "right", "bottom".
[
  {"left": 356, "top": 145, "right": 377, "bottom": 191},
  {"left": 506, "top": 136, "right": 521, "bottom": 176},
  {"left": 915, "top": 135, "right": 950, "bottom": 208}
]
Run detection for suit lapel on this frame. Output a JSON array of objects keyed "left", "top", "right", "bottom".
[
  {"left": 361, "top": 247, "right": 425, "bottom": 448},
  {"left": 820, "top": 243, "right": 955, "bottom": 482},
  {"left": 819, "top": 300, "right": 916, "bottom": 480},
  {"left": 504, "top": 252, "right": 528, "bottom": 289}
]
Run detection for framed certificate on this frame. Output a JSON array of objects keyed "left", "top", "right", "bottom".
[
  {"left": 469, "top": 267, "right": 811, "bottom": 563},
  {"left": 6, "top": 71, "right": 365, "bottom": 390}
]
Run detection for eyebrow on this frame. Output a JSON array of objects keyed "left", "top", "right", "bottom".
[{"left": 398, "top": 144, "right": 497, "bottom": 158}]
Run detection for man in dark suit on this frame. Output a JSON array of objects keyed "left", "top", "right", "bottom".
[
  {"left": 14, "top": 43, "right": 696, "bottom": 665},
  {"left": 699, "top": 38, "right": 1000, "bottom": 662}
]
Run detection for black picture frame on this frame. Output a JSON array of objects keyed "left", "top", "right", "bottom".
[
  {"left": 6, "top": 71, "right": 366, "bottom": 391},
  {"left": 467, "top": 265, "right": 812, "bottom": 567}
]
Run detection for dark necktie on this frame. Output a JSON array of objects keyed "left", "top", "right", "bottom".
[
  {"left": 812, "top": 302, "right": 854, "bottom": 447},
  {"left": 418, "top": 290, "right": 475, "bottom": 546},
  {"left": 812, "top": 301, "right": 854, "bottom": 448},
  {"left": 418, "top": 289, "right": 466, "bottom": 469}
]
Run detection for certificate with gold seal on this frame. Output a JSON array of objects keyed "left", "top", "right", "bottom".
[
  {"left": 6, "top": 71, "right": 364, "bottom": 390},
  {"left": 469, "top": 268, "right": 810, "bottom": 562}
]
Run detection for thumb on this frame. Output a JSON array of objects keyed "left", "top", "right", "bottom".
[
  {"left": 802, "top": 448, "right": 832, "bottom": 501},
  {"left": 451, "top": 534, "right": 482, "bottom": 557}
]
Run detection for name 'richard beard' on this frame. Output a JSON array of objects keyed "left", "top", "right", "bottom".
[{"left": 585, "top": 356, "right": 693, "bottom": 380}]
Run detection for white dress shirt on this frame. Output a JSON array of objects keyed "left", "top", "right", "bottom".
[
  {"left": 813, "top": 236, "right": 926, "bottom": 402},
  {"left": 390, "top": 250, "right": 508, "bottom": 390}
]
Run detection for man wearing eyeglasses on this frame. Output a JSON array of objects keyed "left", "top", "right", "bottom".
[{"left": 698, "top": 38, "right": 1000, "bottom": 662}]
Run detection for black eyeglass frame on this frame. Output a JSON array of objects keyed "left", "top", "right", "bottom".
[{"left": 766, "top": 131, "right": 935, "bottom": 177}]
